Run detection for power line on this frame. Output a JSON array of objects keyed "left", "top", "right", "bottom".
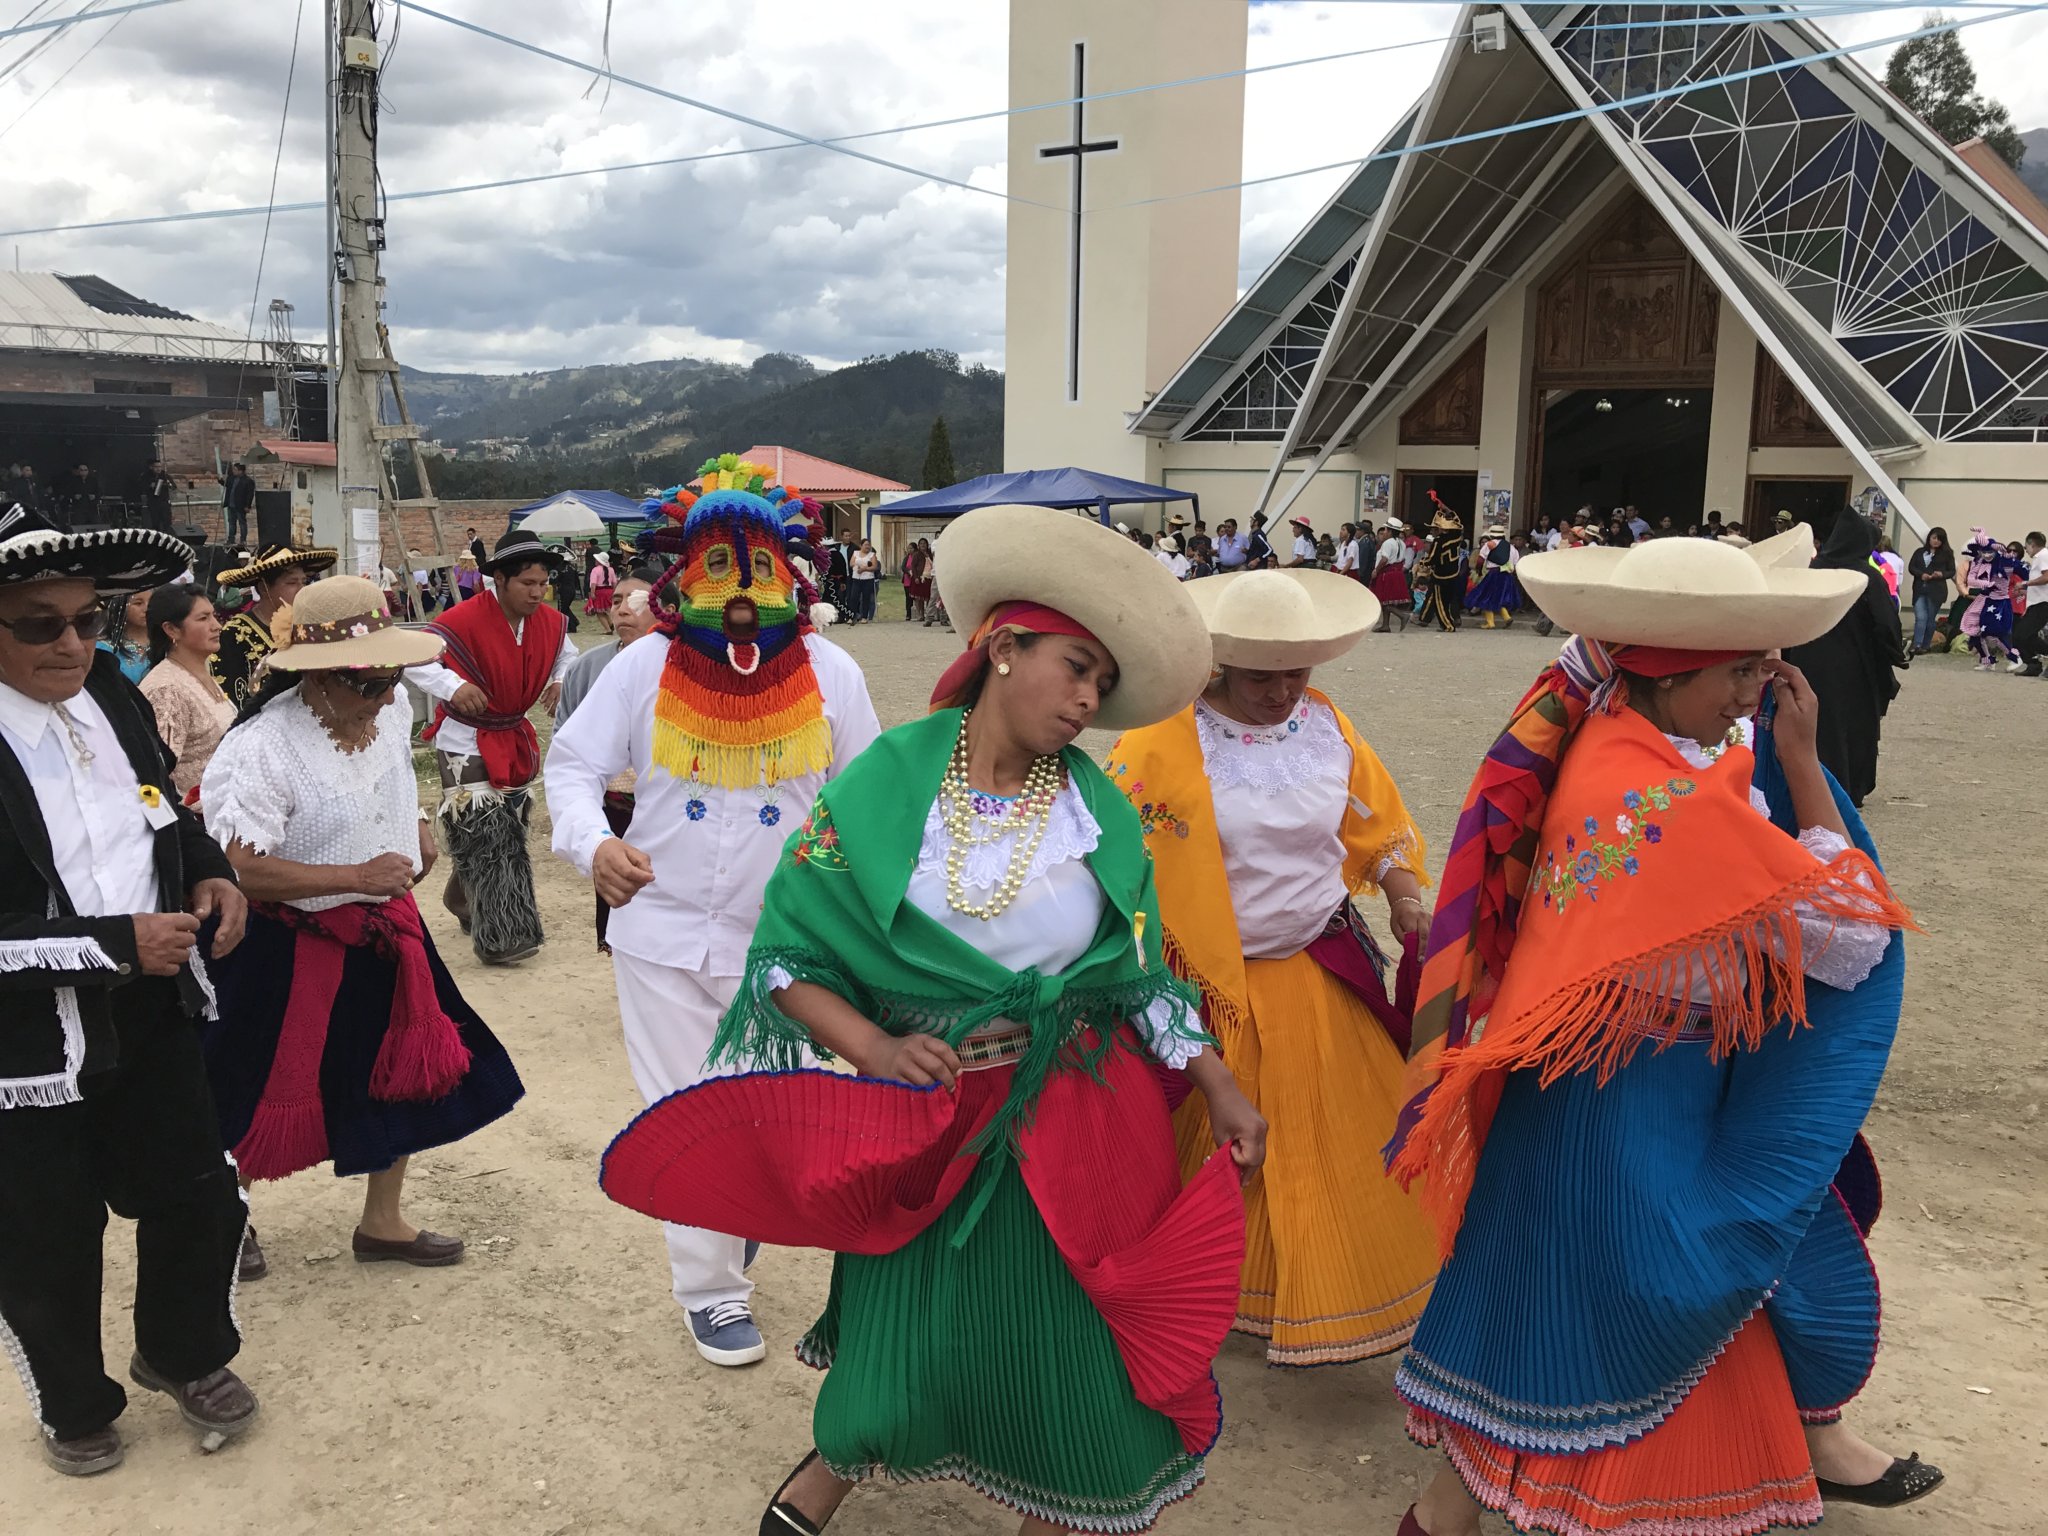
[
  {"left": 0, "top": 0, "right": 2038, "bottom": 239},
  {"left": 0, "top": 0, "right": 181, "bottom": 44},
  {"left": 0, "top": 0, "right": 138, "bottom": 141}
]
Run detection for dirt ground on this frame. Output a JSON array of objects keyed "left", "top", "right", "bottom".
[{"left": 4, "top": 610, "right": 2042, "bottom": 1535}]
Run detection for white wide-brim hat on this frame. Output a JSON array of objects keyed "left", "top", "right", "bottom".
[
  {"left": 933, "top": 504, "right": 1212, "bottom": 729},
  {"left": 1187, "top": 568, "right": 1382, "bottom": 670},
  {"left": 264, "top": 574, "right": 445, "bottom": 671},
  {"left": 1517, "top": 536, "right": 1863, "bottom": 651}
]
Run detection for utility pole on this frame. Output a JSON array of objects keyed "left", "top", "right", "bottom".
[{"left": 330, "top": 0, "right": 445, "bottom": 583}]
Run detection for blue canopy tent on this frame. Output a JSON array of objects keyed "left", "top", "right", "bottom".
[
  {"left": 876, "top": 467, "right": 1198, "bottom": 528},
  {"left": 502, "top": 489, "right": 654, "bottom": 536}
]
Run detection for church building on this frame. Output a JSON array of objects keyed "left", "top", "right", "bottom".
[{"left": 1003, "top": 1, "right": 2048, "bottom": 545}]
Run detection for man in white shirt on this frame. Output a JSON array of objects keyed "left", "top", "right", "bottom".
[
  {"left": 545, "top": 475, "right": 881, "bottom": 1368},
  {"left": 0, "top": 506, "right": 258, "bottom": 1477},
  {"left": 408, "top": 533, "right": 579, "bottom": 965},
  {"left": 1287, "top": 516, "right": 1318, "bottom": 567},
  {"left": 1155, "top": 534, "right": 1190, "bottom": 580}
]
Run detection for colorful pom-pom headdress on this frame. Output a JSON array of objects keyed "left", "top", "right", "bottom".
[{"left": 643, "top": 454, "right": 835, "bottom": 791}]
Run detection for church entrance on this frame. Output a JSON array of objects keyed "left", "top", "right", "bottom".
[
  {"left": 1394, "top": 471, "right": 1477, "bottom": 534},
  {"left": 1745, "top": 476, "right": 1851, "bottom": 540},
  {"left": 1536, "top": 387, "right": 1712, "bottom": 532}
]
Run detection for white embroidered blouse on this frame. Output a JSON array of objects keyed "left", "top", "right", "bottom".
[
  {"left": 772, "top": 780, "right": 1203, "bottom": 1069},
  {"left": 199, "top": 689, "right": 424, "bottom": 912},
  {"left": 1196, "top": 697, "right": 1418, "bottom": 960}
]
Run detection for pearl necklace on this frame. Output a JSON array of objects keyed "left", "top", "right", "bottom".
[{"left": 939, "top": 710, "right": 1065, "bottom": 921}]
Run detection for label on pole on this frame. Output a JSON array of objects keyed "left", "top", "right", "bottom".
[{"left": 351, "top": 505, "right": 379, "bottom": 578}]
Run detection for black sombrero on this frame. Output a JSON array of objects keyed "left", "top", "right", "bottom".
[
  {"left": 217, "top": 543, "right": 339, "bottom": 587},
  {"left": 483, "top": 530, "right": 567, "bottom": 574},
  {"left": 0, "top": 503, "right": 190, "bottom": 593}
]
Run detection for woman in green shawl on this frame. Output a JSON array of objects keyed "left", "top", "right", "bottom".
[{"left": 602, "top": 505, "right": 1265, "bottom": 1534}]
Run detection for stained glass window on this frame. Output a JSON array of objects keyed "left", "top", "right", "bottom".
[{"left": 1184, "top": 258, "right": 1359, "bottom": 441}]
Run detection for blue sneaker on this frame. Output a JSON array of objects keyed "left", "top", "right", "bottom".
[{"left": 688, "top": 1300, "right": 766, "bottom": 1367}]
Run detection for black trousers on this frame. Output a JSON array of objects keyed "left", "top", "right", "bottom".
[
  {"left": 0, "top": 982, "right": 246, "bottom": 1441},
  {"left": 2015, "top": 605, "right": 2048, "bottom": 673}
]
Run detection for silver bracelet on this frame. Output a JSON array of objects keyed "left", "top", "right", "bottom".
[{"left": 1391, "top": 896, "right": 1424, "bottom": 910}]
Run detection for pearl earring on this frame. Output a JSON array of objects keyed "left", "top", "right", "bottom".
[{"left": 996, "top": 662, "right": 1011, "bottom": 676}]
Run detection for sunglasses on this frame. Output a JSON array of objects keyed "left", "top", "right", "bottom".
[
  {"left": 0, "top": 610, "right": 108, "bottom": 645},
  {"left": 329, "top": 669, "right": 403, "bottom": 698}
]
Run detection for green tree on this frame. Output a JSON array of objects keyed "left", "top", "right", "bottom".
[
  {"left": 920, "top": 414, "right": 957, "bottom": 490},
  {"left": 1884, "top": 17, "right": 2025, "bottom": 167}
]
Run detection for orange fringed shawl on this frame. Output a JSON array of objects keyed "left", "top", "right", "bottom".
[
  {"left": 1388, "top": 705, "right": 1912, "bottom": 1256},
  {"left": 1102, "top": 690, "right": 1426, "bottom": 1036}
]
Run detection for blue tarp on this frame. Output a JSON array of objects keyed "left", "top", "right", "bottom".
[
  {"left": 877, "top": 467, "right": 1198, "bottom": 526},
  {"left": 503, "top": 489, "right": 652, "bottom": 533}
]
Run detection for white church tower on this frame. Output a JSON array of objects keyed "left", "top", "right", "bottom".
[{"left": 1003, "top": 0, "right": 1248, "bottom": 478}]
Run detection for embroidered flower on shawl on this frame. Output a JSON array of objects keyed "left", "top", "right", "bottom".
[
  {"left": 1534, "top": 777, "right": 1696, "bottom": 914},
  {"left": 1135, "top": 800, "right": 1191, "bottom": 840},
  {"left": 791, "top": 799, "right": 848, "bottom": 871}
]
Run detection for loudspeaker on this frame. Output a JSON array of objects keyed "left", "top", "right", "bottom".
[
  {"left": 254, "top": 489, "right": 292, "bottom": 548},
  {"left": 175, "top": 525, "right": 210, "bottom": 547}
]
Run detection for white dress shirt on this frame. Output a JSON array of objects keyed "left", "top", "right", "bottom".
[
  {"left": 407, "top": 617, "right": 579, "bottom": 761},
  {"left": 544, "top": 632, "right": 882, "bottom": 975},
  {"left": 1292, "top": 534, "right": 1318, "bottom": 564},
  {"left": 0, "top": 679, "right": 159, "bottom": 917}
]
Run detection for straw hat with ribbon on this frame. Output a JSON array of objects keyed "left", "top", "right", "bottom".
[
  {"left": 262, "top": 574, "right": 444, "bottom": 672},
  {"left": 1186, "top": 568, "right": 1382, "bottom": 670},
  {"left": 931, "top": 504, "right": 1211, "bottom": 730},
  {"left": 1516, "top": 531, "right": 1864, "bottom": 652},
  {"left": 216, "top": 543, "right": 338, "bottom": 588}
]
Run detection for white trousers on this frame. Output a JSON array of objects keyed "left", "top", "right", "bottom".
[{"left": 611, "top": 951, "right": 751, "bottom": 1314}]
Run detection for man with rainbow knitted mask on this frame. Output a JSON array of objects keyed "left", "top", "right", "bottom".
[{"left": 543, "top": 456, "right": 881, "bottom": 1366}]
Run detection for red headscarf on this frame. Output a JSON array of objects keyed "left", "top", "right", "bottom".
[{"left": 929, "top": 601, "right": 1103, "bottom": 713}]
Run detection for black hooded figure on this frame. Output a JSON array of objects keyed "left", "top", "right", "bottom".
[{"left": 1781, "top": 505, "right": 1909, "bottom": 807}]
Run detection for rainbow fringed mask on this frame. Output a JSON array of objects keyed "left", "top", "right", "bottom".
[{"left": 644, "top": 455, "right": 831, "bottom": 789}]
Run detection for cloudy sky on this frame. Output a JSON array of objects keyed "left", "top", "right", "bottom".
[{"left": 5, "top": 0, "right": 2045, "bottom": 374}]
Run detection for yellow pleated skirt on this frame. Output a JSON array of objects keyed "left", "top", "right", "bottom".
[{"left": 1174, "top": 947, "right": 1439, "bottom": 1365}]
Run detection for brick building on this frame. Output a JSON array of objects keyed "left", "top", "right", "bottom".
[{"left": 0, "top": 271, "right": 309, "bottom": 538}]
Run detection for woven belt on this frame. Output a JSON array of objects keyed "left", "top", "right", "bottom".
[{"left": 956, "top": 1024, "right": 1033, "bottom": 1071}]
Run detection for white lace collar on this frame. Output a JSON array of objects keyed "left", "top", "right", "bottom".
[
  {"left": 916, "top": 778, "right": 1101, "bottom": 893},
  {"left": 1663, "top": 715, "right": 1754, "bottom": 772},
  {"left": 1195, "top": 697, "right": 1350, "bottom": 795}
]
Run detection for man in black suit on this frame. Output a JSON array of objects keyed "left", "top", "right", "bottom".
[{"left": 0, "top": 504, "right": 260, "bottom": 1477}]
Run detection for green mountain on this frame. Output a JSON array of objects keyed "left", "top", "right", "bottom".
[
  {"left": 2020, "top": 127, "right": 2048, "bottom": 204},
  {"left": 397, "top": 349, "right": 1002, "bottom": 501}
]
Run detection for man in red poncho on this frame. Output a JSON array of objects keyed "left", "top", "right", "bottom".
[{"left": 407, "top": 531, "right": 576, "bottom": 964}]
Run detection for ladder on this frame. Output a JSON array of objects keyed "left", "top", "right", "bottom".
[{"left": 366, "top": 320, "right": 453, "bottom": 607}]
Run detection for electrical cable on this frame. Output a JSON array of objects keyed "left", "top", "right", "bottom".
[
  {"left": 0, "top": 0, "right": 133, "bottom": 141},
  {"left": 0, "top": 0, "right": 180, "bottom": 45},
  {"left": 234, "top": 0, "right": 307, "bottom": 407},
  {"left": 0, "top": 1, "right": 2037, "bottom": 237}
]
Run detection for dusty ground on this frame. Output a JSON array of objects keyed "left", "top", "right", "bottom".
[{"left": 4, "top": 609, "right": 2042, "bottom": 1535}]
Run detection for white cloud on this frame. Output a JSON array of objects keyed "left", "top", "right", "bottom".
[{"left": 3, "top": 0, "right": 2044, "bottom": 373}]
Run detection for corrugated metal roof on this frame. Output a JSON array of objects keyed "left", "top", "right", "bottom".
[
  {"left": 734, "top": 446, "right": 908, "bottom": 496},
  {"left": 0, "top": 271, "right": 270, "bottom": 365}
]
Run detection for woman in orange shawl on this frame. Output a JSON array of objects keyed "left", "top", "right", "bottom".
[
  {"left": 1104, "top": 569, "right": 1439, "bottom": 1366},
  {"left": 1388, "top": 535, "right": 1939, "bottom": 1536}
]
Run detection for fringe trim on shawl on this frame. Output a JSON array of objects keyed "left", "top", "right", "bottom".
[
  {"left": 1392, "top": 849, "right": 1914, "bottom": 1256},
  {"left": 1159, "top": 927, "right": 1249, "bottom": 1038},
  {"left": 711, "top": 945, "right": 1207, "bottom": 1159},
  {"left": 0, "top": 1073, "right": 84, "bottom": 1110},
  {"left": 0, "top": 937, "right": 119, "bottom": 975}
]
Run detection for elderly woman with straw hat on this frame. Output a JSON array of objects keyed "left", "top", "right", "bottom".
[
  {"left": 600, "top": 505, "right": 1264, "bottom": 1536},
  {"left": 198, "top": 575, "right": 524, "bottom": 1279},
  {"left": 1104, "top": 570, "right": 1440, "bottom": 1368},
  {"left": 1387, "top": 532, "right": 1939, "bottom": 1536}
]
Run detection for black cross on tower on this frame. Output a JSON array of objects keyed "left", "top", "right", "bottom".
[{"left": 1039, "top": 42, "right": 1119, "bottom": 403}]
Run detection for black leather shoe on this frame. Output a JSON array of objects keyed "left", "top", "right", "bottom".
[
  {"left": 42, "top": 1425, "right": 122, "bottom": 1476},
  {"left": 1816, "top": 1452, "right": 1945, "bottom": 1507},
  {"left": 761, "top": 1450, "right": 828, "bottom": 1535}
]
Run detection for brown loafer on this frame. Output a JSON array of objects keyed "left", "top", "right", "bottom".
[
  {"left": 352, "top": 1227, "right": 465, "bottom": 1267},
  {"left": 238, "top": 1225, "right": 268, "bottom": 1282},
  {"left": 42, "top": 1425, "right": 123, "bottom": 1477},
  {"left": 127, "top": 1355, "right": 259, "bottom": 1437}
]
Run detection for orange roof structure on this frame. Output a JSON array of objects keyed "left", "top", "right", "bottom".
[
  {"left": 736, "top": 445, "right": 907, "bottom": 498},
  {"left": 1953, "top": 138, "right": 2048, "bottom": 242}
]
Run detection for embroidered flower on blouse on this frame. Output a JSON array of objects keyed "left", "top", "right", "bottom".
[
  {"left": 685, "top": 799, "right": 707, "bottom": 821},
  {"left": 757, "top": 804, "right": 781, "bottom": 827}
]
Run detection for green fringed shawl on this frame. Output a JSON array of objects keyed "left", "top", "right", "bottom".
[{"left": 711, "top": 708, "right": 1208, "bottom": 1156}]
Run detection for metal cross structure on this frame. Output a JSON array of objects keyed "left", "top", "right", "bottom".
[{"left": 1038, "top": 42, "right": 1120, "bottom": 403}]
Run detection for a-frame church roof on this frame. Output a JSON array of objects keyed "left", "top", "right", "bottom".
[{"left": 1137, "top": 2, "right": 2048, "bottom": 522}]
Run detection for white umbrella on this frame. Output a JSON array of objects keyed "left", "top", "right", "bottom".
[{"left": 517, "top": 501, "right": 607, "bottom": 537}]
